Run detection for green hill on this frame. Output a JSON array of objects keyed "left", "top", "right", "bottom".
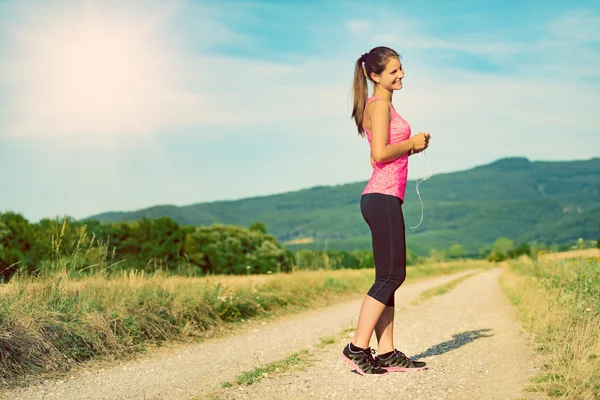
[{"left": 84, "top": 157, "right": 600, "bottom": 255}]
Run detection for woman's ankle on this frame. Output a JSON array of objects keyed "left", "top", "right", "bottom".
[{"left": 349, "top": 342, "right": 367, "bottom": 352}]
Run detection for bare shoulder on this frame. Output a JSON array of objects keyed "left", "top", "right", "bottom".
[
  {"left": 366, "top": 98, "right": 390, "bottom": 115},
  {"left": 365, "top": 98, "right": 391, "bottom": 122},
  {"left": 364, "top": 99, "right": 391, "bottom": 131},
  {"left": 366, "top": 98, "right": 390, "bottom": 111}
]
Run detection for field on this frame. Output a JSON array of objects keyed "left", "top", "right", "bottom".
[
  {"left": 538, "top": 248, "right": 600, "bottom": 262},
  {"left": 501, "top": 255, "right": 600, "bottom": 398},
  {"left": 1, "top": 245, "right": 598, "bottom": 399},
  {"left": 0, "top": 259, "right": 487, "bottom": 387}
]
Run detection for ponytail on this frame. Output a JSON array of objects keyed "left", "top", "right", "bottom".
[
  {"left": 350, "top": 47, "right": 400, "bottom": 137},
  {"left": 351, "top": 56, "right": 368, "bottom": 137}
]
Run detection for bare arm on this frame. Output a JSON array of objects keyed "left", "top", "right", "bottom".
[
  {"left": 368, "top": 100, "right": 430, "bottom": 162},
  {"left": 369, "top": 100, "right": 415, "bottom": 163}
]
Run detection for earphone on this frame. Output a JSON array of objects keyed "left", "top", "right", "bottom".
[{"left": 408, "top": 150, "right": 431, "bottom": 230}]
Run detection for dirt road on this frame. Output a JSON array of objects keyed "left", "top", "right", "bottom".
[{"left": 1, "top": 268, "right": 546, "bottom": 400}]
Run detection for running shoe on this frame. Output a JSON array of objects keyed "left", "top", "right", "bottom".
[
  {"left": 340, "top": 343, "right": 388, "bottom": 375},
  {"left": 375, "top": 349, "right": 427, "bottom": 372}
]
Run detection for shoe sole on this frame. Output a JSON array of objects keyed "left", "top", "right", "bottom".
[
  {"left": 381, "top": 365, "right": 428, "bottom": 372},
  {"left": 339, "top": 352, "right": 388, "bottom": 376}
]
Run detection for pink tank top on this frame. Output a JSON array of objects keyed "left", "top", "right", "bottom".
[{"left": 361, "top": 96, "right": 411, "bottom": 201}]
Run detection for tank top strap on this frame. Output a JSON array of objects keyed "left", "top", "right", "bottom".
[
  {"left": 363, "top": 96, "right": 395, "bottom": 133},
  {"left": 366, "top": 96, "right": 396, "bottom": 117},
  {"left": 366, "top": 95, "right": 385, "bottom": 104}
]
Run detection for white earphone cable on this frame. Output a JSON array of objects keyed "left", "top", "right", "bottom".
[{"left": 408, "top": 150, "right": 431, "bottom": 230}]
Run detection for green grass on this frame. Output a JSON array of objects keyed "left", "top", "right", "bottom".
[
  {"left": 210, "top": 324, "right": 358, "bottom": 397},
  {"left": 233, "top": 349, "right": 312, "bottom": 386},
  {"left": 500, "top": 256, "right": 600, "bottom": 399},
  {"left": 201, "top": 325, "right": 357, "bottom": 399},
  {"left": 0, "top": 258, "right": 487, "bottom": 387},
  {"left": 318, "top": 335, "right": 337, "bottom": 347},
  {"left": 411, "top": 271, "right": 480, "bottom": 306}
]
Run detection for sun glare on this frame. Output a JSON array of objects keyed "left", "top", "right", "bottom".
[{"left": 5, "top": 2, "right": 182, "bottom": 138}]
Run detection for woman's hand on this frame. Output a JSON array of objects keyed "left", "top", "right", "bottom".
[{"left": 410, "top": 132, "right": 430, "bottom": 154}]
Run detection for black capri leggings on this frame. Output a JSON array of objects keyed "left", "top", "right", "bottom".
[{"left": 360, "top": 193, "right": 407, "bottom": 307}]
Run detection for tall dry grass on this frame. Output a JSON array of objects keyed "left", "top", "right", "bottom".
[
  {"left": 500, "top": 256, "right": 600, "bottom": 399},
  {"left": 0, "top": 267, "right": 373, "bottom": 386}
]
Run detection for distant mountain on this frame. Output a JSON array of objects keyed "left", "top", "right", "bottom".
[{"left": 84, "top": 157, "right": 600, "bottom": 255}]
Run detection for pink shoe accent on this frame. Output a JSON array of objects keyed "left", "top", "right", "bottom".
[
  {"left": 339, "top": 352, "right": 388, "bottom": 376},
  {"left": 381, "top": 365, "right": 428, "bottom": 372}
]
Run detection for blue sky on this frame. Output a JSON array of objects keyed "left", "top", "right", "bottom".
[{"left": 1, "top": 0, "right": 599, "bottom": 223}]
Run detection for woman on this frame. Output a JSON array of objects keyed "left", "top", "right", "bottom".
[{"left": 340, "top": 46, "right": 430, "bottom": 375}]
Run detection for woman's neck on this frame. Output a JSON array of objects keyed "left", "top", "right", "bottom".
[{"left": 373, "top": 87, "right": 392, "bottom": 102}]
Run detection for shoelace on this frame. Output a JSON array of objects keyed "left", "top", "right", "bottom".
[
  {"left": 362, "top": 348, "right": 379, "bottom": 368},
  {"left": 393, "top": 349, "right": 412, "bottom": 361},
  {"left": 394, "top": 349, "right": 413, "bottom": 362}
]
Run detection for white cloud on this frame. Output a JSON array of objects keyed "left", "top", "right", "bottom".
[
  {"left": 1, "top": 1, "right": 598, "bottom": 154},
  {"left": 0, "top": 0, "right": 253, "bottom": 139},
  {"left": 345, "top": 19, "right": 370, "bottom": 34},
  {"left": 403, "top": 38, "right": 521, "bottom": 59},
  {"left": 367, "top": 9, "right": 600, "bottom": 77},
  {"left": 372, "top": 34, "right": 399, "bottom": 45},
  {"left": 545, "top": 11, "right": 600, "bottom": 45},
  {"left": 532, "top": 11, "right": 600, "bottom": 79}
]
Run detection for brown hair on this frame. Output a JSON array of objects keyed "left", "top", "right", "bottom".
[{"left": 351, "top": 46, "right": 400, "bottom": 136}]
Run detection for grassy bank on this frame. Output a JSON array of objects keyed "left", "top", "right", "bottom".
[
  {"left": 500, "top": 256, "right": 600, "bottom": 399},
  {"left": 0, "top": 259, "right": 487, "bottom": 387}
]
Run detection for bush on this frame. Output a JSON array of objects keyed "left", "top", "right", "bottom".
[
  {"left": 292, "top": 249, "right": 373, "bottom": 271},
  {"left": 0, "top": 212, "right": 293, "bottom": 279}
]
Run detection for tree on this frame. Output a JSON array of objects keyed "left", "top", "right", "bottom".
[
  {"left": 429, "top": 249, "right": 445, "bottom": 263},
  {"left": 406, "top": 249, "right": 420, "bottom": 266},
  {"left": 486, "top": 237, "right": 515, "bottom": 262},
  {"left": 0, "top": 212, "right": 37, "bottom": 277},
  {"left": 447, "top": 244, "right": 466, "bottom": 259},
  {"left": 0, "top": 218, "right": 12, "bottom": 280},
  {"left": 0, "top": 211, "right": 294, "bottom": 277},
  {"left": 249, "top": 222, "right": 266, "bottom": 234},
  {"left": 184, "top": 224, "right": 292, "bottom": 275},
  {"left": 478, "top": 244, "right": 493, "bottom": 260},
  {"left": 508, "top": 242, "right": 531, "bottom": 259}
]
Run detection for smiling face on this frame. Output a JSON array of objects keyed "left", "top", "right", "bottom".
[{"left": 371, "top": 57, "right": 404, "bottom": 91}]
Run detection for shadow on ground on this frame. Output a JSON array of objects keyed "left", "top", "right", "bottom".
[{"left": 410, "top": 329, "right": 494, "bottom": 359}]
